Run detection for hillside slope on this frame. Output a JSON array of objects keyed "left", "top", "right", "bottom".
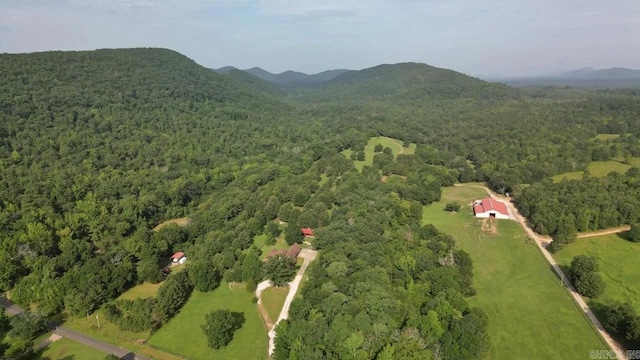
[{"left": 0, "top": 48, "right": 274, "bottom": 111}]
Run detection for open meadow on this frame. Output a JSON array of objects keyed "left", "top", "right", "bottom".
[
  {"left": 552, "top": 158, "right": 640, "bottom": 182},
  {"left": 147, "top": 282, "right": 267, "bottom": 360},
  {"left": 341, "top": 136, "right": 415, "bottom": 171},
  {"left": 553, "top": 234, "right": 640, "bottom": 313},
  {"left": 34, "top": 338, "right": 106, "bottom": 360},
  {"left": 422, "top": 186, "right": 606, "bottom": 359}
]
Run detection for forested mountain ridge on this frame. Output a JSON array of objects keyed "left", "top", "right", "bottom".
[
  {"left": 1, "top": 48, "right": 274, "bottom": 108},
  {"left": 294, "top": 62, "right": 519, "bottom": 102}
]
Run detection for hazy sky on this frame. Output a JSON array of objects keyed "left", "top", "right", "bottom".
[{"left": 1, "top": 0, "right": 639, "bottom": 76}]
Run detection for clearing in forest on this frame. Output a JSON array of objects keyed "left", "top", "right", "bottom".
[
  {"left": 593, "top": 134, "right": 621, "bottom": 141},
  {"left": 254, "top": 232, "right": 290, "bottom": 260},
  {"left": 341, "top": 136, "right": 416, "bottom": 171},
  {"left": 118, "top": 282, "right": 162, "bottom": 300},
  {"left": 152, "top": 217, "right": 191, "bottom": 231},
  {"left": 147, "top": 282, "right": 267, "bottom": 360},
  {"left": 422, "top": 186, "right": 606, "bottom": 360},
  {"left": 553, "top": 233, "right": 640, "bottom": 314},
  {"left": 552, "top": 158, "right": 640, "bottom": 182}
]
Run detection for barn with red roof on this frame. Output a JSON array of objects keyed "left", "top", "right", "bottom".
[
  {"left": 301, "top": 228, "right": 314, "bottom": 237},
  {"left": 473, "top": 197, "right": 510, "bottom": 219}
]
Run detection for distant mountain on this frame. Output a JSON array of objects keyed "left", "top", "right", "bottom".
[
  {"left": 214, "top": 66, "right": 238, "bottom": 74},
  {"left": 213, "top": 66, "right": 349, "bottom": 87},
  {"left": 560, "top": 67, "right": 640, "bottom": 80},
  {"left": 305, "top": 62, "right": 517, "bottom": 102},
  {"left": 498, "top": 67, "right": 640, "bottom": 88},
  {"left": 222, "top": 69, "right": 281, "bottom": 94}
]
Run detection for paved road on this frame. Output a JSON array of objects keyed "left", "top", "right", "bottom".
[
  {"left": 455, "top": 183, "right": 628, "bottom": 359},
  {"left": 0, "top": 297, "right": 150, "bottom": 360}
]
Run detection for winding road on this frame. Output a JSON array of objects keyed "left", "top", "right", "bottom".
[
  {"left": 455, "top": 184, "right": 628, "bottom": 359},
  {"left": 0, "top": 298, "right": 149, "bottom": 360}
]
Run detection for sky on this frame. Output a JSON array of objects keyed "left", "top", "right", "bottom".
[{"left": 1, "top": 0, "right": 639, "bottom": 77}]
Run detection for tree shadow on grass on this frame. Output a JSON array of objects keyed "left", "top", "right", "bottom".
[{"left": 615, "top": 231, "right": 630, "bottom": 242}]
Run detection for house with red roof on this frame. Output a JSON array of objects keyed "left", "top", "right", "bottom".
[
  {"left": 473, "top": 197, "right": 510, "bottom": 219},
  {"left": 301, "top": 228, "right": 314, "bottom": 237},
  {"left": 171, "top": 251, "right": 187, "bottom": 264}
]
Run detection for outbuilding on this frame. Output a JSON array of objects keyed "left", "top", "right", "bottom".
[
  {"left": 473, "top": 197, "right": 510, "bottom": 219},
  {"left": 301, "top": 228, "right": 314, "bottom": 237},
  {"left": 171, "top": 251, "right": 187, "bottom": 264}
]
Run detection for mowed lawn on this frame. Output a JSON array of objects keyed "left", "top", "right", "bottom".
[
  {"left": 254, "top": 232, "right": 289, "bottom": 260},
  {"left": 342, "top": 136, "right": 416, "bottom": 171},
  {"left": 261, "top": 286, "right": 288, "bottom": 321},
  {"left": 148, "top": 282, "right": 267, "bottom": 360},
  {"left": 553, "top": 234, "right": 640, "bottom": 313},
  {"left": 553, "top": 158, "right": 640, "bottom": 182},
  {"left": 423, "top": 186, "right": 606, "bottom": 360},
  {"left": 34, "top": 338, "right": 106, "bottom": 359},
  {"left": 118, "top": 282, "right": 162, "bottom": 300}
]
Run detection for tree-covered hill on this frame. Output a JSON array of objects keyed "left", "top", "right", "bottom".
[
  {"left": 295, "top": 62, "right": 519, "bottom": 102},
  {"left": 0, "top": 48, "right": 276, "bottom": 109}
]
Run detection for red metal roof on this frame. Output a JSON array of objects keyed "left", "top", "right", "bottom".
[
  {"left": 171, "top": 251, "right": 185, "bottom": 260},
  {"left": 301, "top": 228, "right": 314, "bottom": 236},
  {"left": 474, "top": 197, "right": 509, "bottom": 216}
]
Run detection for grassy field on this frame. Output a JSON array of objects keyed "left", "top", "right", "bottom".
[
  {"left": 148, "top": 282, "right": 267, "bottom": 360},
  {"left": 341, "top": 136, "right": 416, "bottom": 171},
  {"left": 34, "top": 338, "right": 106, "bottom": 359},
  {"left": 553, "top": 234, "right": 640, "bottom": 313},
  {"left": 552, "top": 158, "right": 640, "bottom": 182},
  {"left": 118, "top": 282, "right": 162, "bottom": 300},
  {"left": 152, "top": 217, "right": 191, "bottom": 231},
  {"left": 423, "top": 186, "right": 606, "bottom": 359},
  {"left": 254, "top": 233, "right": 289, "bottom": 260},
  {"left": 261, "top": 286, "right": 288, "bottom": 321}
]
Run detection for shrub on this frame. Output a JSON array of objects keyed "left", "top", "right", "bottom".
[{"left": 627, "top": 224, "right": 640, "bottom": 242}]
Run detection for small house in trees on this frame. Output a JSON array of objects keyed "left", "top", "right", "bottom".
[
  {"left": 473, "top": 197, "right": 509, "bottom": 219},
  {"left": 287, "top": 243, "right": 301, "bottom": 259},
  {"left": 301, "top": 228, "right": 314, "bottom": 237},
  {"left": 171, "top": 251, "right": 187, "bottom": 264},
  {"left": 264, "top": 243, "right": 301, "bottom": 262}
]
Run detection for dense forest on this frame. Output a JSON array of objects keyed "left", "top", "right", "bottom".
[{"left": 1, "top": 48, "right": 640, "bottom": 358}]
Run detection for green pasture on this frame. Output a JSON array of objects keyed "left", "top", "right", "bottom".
[
  {"left": 147, "top": 282, "right": 267, "bottom": 360},
  {"left": 422, "top": 186, "right": 607, "bottom": 359}
]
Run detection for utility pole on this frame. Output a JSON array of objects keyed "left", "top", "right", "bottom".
[{"left": 96, "top": 314, "right": 101, "bottom": 330}]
